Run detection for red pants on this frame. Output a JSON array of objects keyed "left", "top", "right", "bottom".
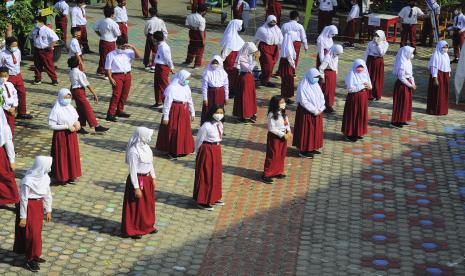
[
  {"left": 71, "top": 87, "right": 98, "bottom": 127},
  {"left": 453, "top": 30, "right": 465, "bottom": 60},
  {"left": 13, "top": 199, "right": 44, "bottom": 261},
  {"left": 118, "top": 22, "right": 128, "bottom": 43},
  {"left": 33, "top": 48, "right": 57, "bottom": 82},
  {"left": 154, "top": 64, "right": 170, "bottom": 104},
  {"left": 4, "top": 110, "right": 14, "bottom": 136},
  {"left": 318, "top": 10, "right": 333, "bottom": 33},
  {"left": 294, "top": 41, "right": 302, "bottom": 69},
  {"left": 77, "top": 25, "right": 90, "bottom": 51},
  {"left": 185, "top": 30, "right": 205, "bottom": 67},
  {"left": 345, "top": 19, "right": 358, "bottom": 44},
  {"left": 108, "top": 73, "right": 132, "bottom": 116},
  {"left": 55, "top": 15, "right": 68, "bottom": 43},
  {"left": 8, "top": 74, "right": 27, "bottom": 115},
  {"left": 400, "top": 24, "right": 417, "bottom": 48},
  {"left": 266, "top": 1, "right": 282, "bottom": 26},
  {"left": 98, "top": 40, "right": 116, "bottom": 75},
  {"left": 143, "top": 34, "right": 157, "bottom": 67},
  {"left": 258, "top": 42, "right": 279, "bottom": 84},
  {"left": 141, "top": 0, "right": 158, "bottom": 17}
]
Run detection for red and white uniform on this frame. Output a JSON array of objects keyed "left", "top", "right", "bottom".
[
  {"left": 93, "top": 17, "right": 121, "bottom": 75},
  {"left": 114, "top": 5, "right": 129, "bottom": 42},
  {"left": 154, "top": 41, "right": 174, "bottom": 104},
  {"left": 30, "top": 25, "right": 59, "bottom": 82},
  {"left": 398, "top": 5, "right": 424, "bottom": 48},
  {"left": 143, "top": 16, "right": 168, "bottom": 67},
  {"left": 0, "top": 48, "right": 28, "bottom": 116},
  {"left": 185, "top": 12, "right": 206, "bottom": 67},
  {"left": 0, "top": 108, "right": 17, "bottom": 206},
  {"left": 254, "top": 15, "right": 282, "bottom": 84},
  {"left": 71, "top": 5, "right": 90, "bottom": 51}
]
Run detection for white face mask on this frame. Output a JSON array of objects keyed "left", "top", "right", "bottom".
[
  {"left": 211, "top": 64, "right": 220, "bottom": 69},
  {"left": 213, "top": 113, "right": 224, "bottom": 121},
  {"left": 442, "top": 48, "right": 449, "bottom": 54},
  {"left": 410, "top": 54, "right": 415, "bottom": 59},
  {"left": 455, "top": 10, "right": 460, "bottom": 15},
  {"left": 279, "top": 103, "right": 286, "bottom": 110},
  {"left": 60, "top": 98, "right": 72, "bottom": 106},
  {"left": 0, "top": 77, "right": 7, "bottom": 85}
]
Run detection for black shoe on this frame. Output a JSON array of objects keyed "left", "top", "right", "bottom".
[
  {"left": 116, "top": 112, "right": 131, "bottom": 118},
  {"left": 401, "top": 122, "right": 409, "bottom": 126},
  {"left": 263, "top": 82, "right": 276, "bottom": 88},
  {"left": 261, "top": 175, "right": 274, "bottom": 184},
  {"left": 52, "top": 80, "right": 59, "bottom": 86},
  {"left": 150, "top": 103, "right": 163, "bottom": 109},
  {"left": 67, "top": 179, "right": 76, "bottom": 184},
  {"left": 95, "top": 125, "right": 109, "bottom": 132},
  {"left": 25, "top": 261, "right": 40, "bottom": 272},
  {"left": 324, "top": 107, "right": 335, "bottom": 113},
  {"left": 356, "top": 136, "right": 364, "bottom": 140},
  {"left": 182, "top": 61, "right": 191, "bottom": 65},
  {"left": 83, "top": 49, "right": 95, "bottom": 54},
  {"left": 298, "top": 151, "right": 314, "bottom": 158},
  {"left": 451, "top": 59, "right": 459, "bottom": 64},
  {"left": 77, "top": 128, "right": 89, "bottom": 135},
  {"left": 150, "top": 229, "right": 159, "bottom": 234},
  {"left": 34, "top": 258, "right": 46, "bottom": 263},
  {"left": 275, "top": 174, "right": 287, "bottom": 179},
  {"left": 130, "top": 235, "right": 142, "bottom": 239},
  {"left": 249, "top": 115, "right": 257, "bottom": 123},
  {"left": 106, "top": 115, "right": 118, "bottom": 122},
  {"left": 16, "top": 114, "right": 33, "bottom": 119},
  {"left": 344, "top": 136, "right": 358, "bottom": 142},
  {"left": 237, "top": 118, "right": 250, "bottom": 124},
  {"left": 311, "top": 150, "right": 321, "bottom": 154},
  {"left": 390, "top": 122, "right": 403, "bottom": 128},
  {"left": 167, "top": 153, "right": 178, "bottom": 160}
]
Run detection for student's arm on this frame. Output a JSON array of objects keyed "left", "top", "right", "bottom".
[
  {"left": 201, "top": 77, "right": 208, "bottom": 104},
  {"left": 44, "top": 185, "right": 53, "bottom": 222},
  {"left": 223, "top": 75, "right": 229, "bottom": 101},
  {"left": 104, "top": 55, "right": 117, "bottom": 87},
  {"left": 195, "top": 124, "right": 208, "bottom": 152},
  {"left": 86, "top": 84, "right": 99, "bottom": 103},
  {"left": 162, "top": 92, "right": 174, "bottom": 123},
  {"left": 268, "top": 115, "right": 286, "bottom": 138},
  {"left": 127, "top": 45, "right": 141, "bottom": 59},
  {"left": 19, "top": 185, "right": 29, "bottom": 222}
]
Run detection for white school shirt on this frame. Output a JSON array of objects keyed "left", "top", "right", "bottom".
[
  {"left": 267, "top": 113, "right": 290, "bottom": 138},
  {"left": 451, "top": 14, "right": 465, "bottom": 32},
  {"left": 1, "top": 82, "right": 18, "bottom": 110},
  {"left": 195, "top": 121, "right": 223, "bottom": 151},
  {"left": 281, "top": 20, "right": 308, "bottom": 50},
  {"left": 114, "top": 6, "right": 128, "bottom": 24},
  {"left": 239, "top": 59, "right": 256, "bottom": 73},
  {"left": 104, "top": 49, "right": 135, "bottom": 73},
  {"left": 54, "top": 1, "right": 69, "bottom": 16},
  {"left": 4, "top": 138, "right": 14, "bottom": 163},
  {"left": 155, "top": 42, "right": 174, "bottom": 69},
  {"left": 397, "top": 68, "right": 415, "bottom": 87},
  {"left": 201, "top": 75, "right": 229, "bottom": 101},
  {"left": 71, "top": 6, "right": 87, "bottom": 27},
  {"left": 144, "top": 17, "right": 168, "bottom": 37},
  {"left": 30, "top": 26, "right": 59, "bottom": 49},
  {"left": 185, "top": 13, "right": 206, "bottom": 31},
  {"left": 19, "top": 184, "right": 52, "bottom": 219},
  {"left": 67, "top": 37, "right": 82, "bottom": 58},
  {"left": 426, "top": 2, "right": 440, "bottom": 16},
  {"left": 93, "top": 18, "right": 121, "bottom": 42},
  {"left": 347, "top": 4, "right": 360, "bottom": 22},
  {"left": 398, "top": 6, "right": 424, "bottom": 25},
  {"left": 364, "top": 41, "right": 389, "bottom": 59},
  {"left": 162, "top": 87, "right": 195, "bottom": 121},
  {"left": 319, "top": 0, "right": 338, "bottom": 11},
  {"left": 127, "top": 152, "right": 156, "bottom": 189},
  {"left": 0, "top": 49, "right": 21, "bottom": 75},
  {"left": 69, "top": 68, "right": 90, "bottom": 89}
]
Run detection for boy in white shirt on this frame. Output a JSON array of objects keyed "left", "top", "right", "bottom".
[
  {"left": 420, "top": 0, "right": 440, "bottom": 47},
  {"left": 143, "top": 7, "right": 168, "bottom": 71},
  {"left": 448, "top": 8, "right": 465, "bottom": 62},
  {"left": 54, "top": 0, "right": 69, "bottom": 43},
  {"left": 183, "top": 4, "right": 207, "bottom": 69},
  {"left": 71, "top": 0, "right": 92, "bottom": 53},
  {"left": 153, "top": 31, "right": 175, "bottom": 108},
  {"left": 68, "top": 27, "right": 84, "bottom": 71},
  {"left": 398, "top": 0, "right": 424, "bottom": 50},
  {"left": 114, "top": 0, "right": 129, "bottom": 43},
  {"left": 343, "top": 0, "right": 360, "bottom": 48},
  {"left": 0, "top": 67, "right": 18, "bottom": 135}
]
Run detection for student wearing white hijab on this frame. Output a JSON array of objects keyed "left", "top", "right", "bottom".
[
  {"left": 319, "top": 44, "right": 343, "bottom": 113},
  {"left": 221, "top": 19, "right": 245, "bottom": 98},
  {"left": 293, "top": 68, "right": 325, "bottom": 158},
  {"left": 427, "top": 40, "right": 451, "bottom": 115},
  {"left": 316, "top": 25, "right": 338, "bottom": 67},
  {"left": 48, "top": 88, "right": 82, "bottom": 184},
  {"left": 341, "top": 59, "right": 372, "bottom": 142},
  {"left": 365, "top": 30, "right": 389, "bottom": 100},
  {"left": 254, "top": 15, "right": 283, "bottom": 87},
  {"left": 233, "top": 42, "right": 259, "bottom": 123},
  {"left": 122, "top": 127, "right": 157, "bottom": 239},
  {"left": 13, "top": 156, "right": 53, "bottom": 272},
  {"left": 0, "top": 108, "right": 18, "bottom": 206},
  {"left": 278, "top": 31, "right": 297, "bottom": 103},
  {"left": 201, "top": 55, "right": 229, "bottom": 124},
  {"left": 155, "top": 70, "right": 195, "bottom": 158},
  {"left": 391, "top": 46, "right": 416, "bottom": 127}
]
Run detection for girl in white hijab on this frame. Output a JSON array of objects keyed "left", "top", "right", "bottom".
[
  {"left": 293, "top": 68, "right": 325, "bottom": 158},
  {"left": 155, "top": 70, "right": 195, "bottom": 158},
  {"left": 341, "top": 59, "right": 371, "bottom": 142},
  {"left": 0, "top": 108, "right": 18, "bottom": 206},
  {"left": 201, "top": 55, "right": 229, "bottom": 124},
  {"left": 221, "top": 19, "right": 244, "bottom": 98},
  {"left": 254, "top": 15, "right": 283, "bottom": 87},
  {"left": 48, "top": 88, "right": 82, "bottom": 185},
  {"left": 319, "top": 44, "right": 343, "bottom": 113},
  {"left": 316, "top": 25, "right": 338, "bottom": 67},
  {"left": 427, "top": 40, "right": 451, "bottom": 115},
  {"left": 277, "top": 31, "right": 297, "bottom": 103},
  {"left": 365, "top": 30, "right": 389, "bottom": 100},
  {"left": 122, "top": 127, "right": 157, "bottom": 239},
  {"left": 13, "top": 156, "right": 53, "bottom": 272}
]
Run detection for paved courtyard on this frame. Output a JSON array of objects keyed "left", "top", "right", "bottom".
[{"left": 1, "top": 0, "right": 465, "bottom": 275}]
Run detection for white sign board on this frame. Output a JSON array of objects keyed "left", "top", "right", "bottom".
[{"left": 368, "top": 16, "right": 381, "bottom": 27}]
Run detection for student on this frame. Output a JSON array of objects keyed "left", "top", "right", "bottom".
[
  {"left": 341, "top": 59, "right": 371, "bottom": 142},
  {"left": 233, "top": 0, "right": 245, "bottom": 20},
  {"left": 13, "top": 156, "right": 53, "bottom": 273},
  {"left": 30, "top": 16, "right": 59, "bottom": 85},
  {"left": 278, "top": 32, "right": 297, "bottom": 104},
  {"left": 193, "top": 105, "right": 225, "bottom": 210},
  {"left": 391, "top": 46, "right": 416, "bottom": 127},
  {"left": 201, "top": 55, "right": 229, "bottom": 124},
  {"left": 71, "top": 0, "right": 91, "bottom": 53},
  {"left": 319, "top": 44, "right": 343, "bottom": 113},
  {"left": 143, "top": 7, "right": 168, "bottom": 71},
  {"left": 233, "top": 42, "right": 259, "bottom": 123},
  {"left": 142, "top": 0, "right": 158, "bottom": 18},
  {"left": 54, "top": 0, "right": 69, "bottom": 43},
  {"left": 68, "top": 57, "right": 109, "bottom": 134},
  {"left": 427, "top": 41, "right": 451, "bottom": 115},
  {"left": 448, "top": 8, "right": 465, "bottom": 63},
  {"left": 48, "top": 88, "right": 82, "bottom": 184},
  {"left": 398, "top": 0, "right": 424, "bottom": 50},
  {"left": 318, "top": 0, "right": 338, "bottom": 33},
  {"left": 316, "top": 25, "right": 338, "bottom": 67},
  {"left": 420, "top": 0, "right": 440, "bottom": 47},
  {"left": 114, "top": 0, "right": 129, "bottom": 43},
  {"left": 183, "top": 4, "right": 207, "bottom": 69},
  {"left": 266, "top": 0, "right": 282, "bottom": 26},
  {"left": 261, "top": 96, "right": 292, "bottom": 183},
  {"left": 105, "top": 38, "right": 141, "bottom": 122},
  {"left": 293, "top": 68, "right": 325, "bottom": 158},
  {"left": 68, "top": 27, "right": 84, "bottom": 71},
  {"left": 93, "top": 6, "right": 121, "bottom": 79},
  {"left": 221, "top": 19, "right": 245, "bottom": 98},
  {"left": 0, "top": 109, "right": 17, "bottom": 206},
  {"left": 155, "top": 70, "right": 195, "bottom": 159},
  {"left": 254, "top": 15, "right": 282, "bottom": 87},
  {"left": 0, "top": 37, "right": 32, "bottom": 120},
  {"left": 281, "top": 11, "right": 308, "bottom": 70},
  {"left": 122, "top": 127, "right": 157, "bottom": 239},
  {"left": 153, "top": 31, "right": 175, "bottom": 109},
  {"left": 0, "top": 67, "right": 17, "bottom": 135},
  {"left": 364, "top": 30, "right": 389, "bottom": 101},
  {"left": 343, "top": 0, "right": 360, "bottom": 49},
  {"left": 191, "top": 0, "right": 206, "bottom": 13}
]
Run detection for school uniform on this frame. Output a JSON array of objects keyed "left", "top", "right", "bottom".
[
  {"left": 266, "top": 0, "right": 282, "bottom": 26},
  {"left": 93, "top": 18, "right": 121, "bottom": 75},
  {"left": 233, "top": 0, "right": 245, "bottom": 20},
  {"left": 30, "top": 25, "right": 59, "bottom": 82},
  {"left": 316, "top": 25, "right": 337, "bottom": 67},
  {"left": 449, "top": 13, "right": 465, "bottom": 60},
  {"left": 71, "top": 5, "right": 90, "bottom": 51},
  {"left": 345, "top": 4, "right": 360, "bottom": 44},
  {"left": 0, "top": 110, "right": 18, "bottom": 206},
  {"left": 319, "top": 44, "right": 342, "bottom": 110},
  {"left": 48, "top": 89, "right": 82, "bottom": 184},
  {"left": 155, "top": 71, "right": 195, "bottom": 156},
  {"left": 420, "top": 1, "right": 440, "bottom": 46},
  {"left": 193, "top": 121, "right": 223, "bottom": 205},
  {"left": 1, "top": 82, "right": 18, "bottom": 135},
  {"left": 185, "top": 12, "right": 206, "bottom": 67},
  {"left": 278, "top": 32, "right": 296, "bottom": 99},
  {"left": 68, "top": 37, "right": 84, "bottom": 71},
  {"left": 264, "top": 112, "right": 290, "bottom": 177},
  {"left": 318, "top": 0, "right": 337, "bottom": 33},
  {"left": 141, "top": 0, "right": 158, "bottom": 18},
  {"left": 114, "top": 5, "right": 129, "bottom": 43},
  {"left": 0, "top": 49, "right": 27, "bottom": 116},
  {"left": 398, "top": 5, "right": 424, "bottom": 49},
  {"left": 281, "top": 20, "right": 308, "bottom": 69},
  {"left": 54, "top": 0, "right": 69, "bottom": 43},
  {"left": 122, "top": 127, "right": 156, "bottom": 237},
  {"left": 143, "top": 16, "right": 168, "bottom": 68},
  {"left": 105, "top": 49, "right": 135, "bottom": 117},
  {"left": 201, "top": 56, "right": 229, "bottom": 124},
  {"left": 154, "top": 41, "right": 174, "bottom": 104},
  {"left": 392, "top": 46, "right": 415, "bottom": 124},
  {"left": 427, "top": 41, "right": 451, "bottom": 115},
  {"left": 364, "top": 30, "right": 389, "bottom": 100},
  {"left": 69, "top": 68, "right": 98, "bottom": 128},
  {"left": 221, "top": 20, "right": 245, "bottom": 98},
  {"left": 233, "top": 43, "right": 258, "bottom": 119}
]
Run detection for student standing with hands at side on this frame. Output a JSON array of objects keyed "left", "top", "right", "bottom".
[
  {"left": 0, "top": 108, "right": 18, "bottom": 207},
  {"left": 364, "top": 30, "right": 389, "bottom": 101},
  {"left": 0, "top": 66, "right": 18, "bottom": 135}
]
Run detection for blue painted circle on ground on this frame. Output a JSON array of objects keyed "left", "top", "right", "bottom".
[
  {"left": 410, "top": 151, "right": 423, "bottom": 158},
  {"left": 422, "top": 242, "right": 438, "bottom": 250},
  {"left": 413, "top": 167, "right": 425, "bottom": 173},
  {"left": 417, "top": 199, "right": 431, "bottom": 205},
  {"left": 371, "top": 175, "right": 384, "bottom": 181},
  {"left": 372, "top": 213, "right": 385, "bottom": 220},
  {"left": 372, "top": 130, "right": 382, "bottom": 134},
  {"left": 459, "top": 187, "right": 465, "bottom": 195},
  {"left": 425, "top": 267, "right": 443, "bottom": 274},
  {"left": 372, "top": 234, "right": 387, "bottom": 241},
  {"left": 454, "top": 170, "right": 465, "bottom": 178},
  {"left": 419, "top": 219, "right": 433, "bottom": 226},
  {"left": 372, "top": 144, "right": 383, "bottom": 149},
  {"left": 415, "top": 183, "right": 427, "bottom": 190},
  {"left": 352, "top": 149, "right": 363, "bottom": 153},
  {"left": 372, "top": 259, "right": 389, "bottom": 267},
  {"left": 371, "top": 159, "right": 384, "bottom": 164},
  {"left": 371, "top": 193, "right": 385, "bottom": 199}
]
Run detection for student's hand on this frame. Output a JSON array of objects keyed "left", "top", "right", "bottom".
[
  {"left": 10, "top": 162, "right": 16, "bottom": 171},
  {"left": 8, "top": 108, "right": 16, "bottom": 116},
  {"left": 170, "top": 69, "right": 176, "bottom": 74},
  {"left": 434, "top": 77, "right": 439, "bottom": 86},
  {"left": 411, "top": 85, "right": 417, "bottom": 91},
  {"left": 109, "top": 78, "right": 117, "bottom": 87},
  {"left": 162, "top": 119, "right": 169, "bottom": 125},
  {"left": 134, "top": 188, "right": 142, "bottom": 199},
  {"left": 93, "top": 94, "right": 99, "bottom": 104},
  {"left": 19, "top": 219, "right": 26, "bottom": 228},
  {"left": 152, "top": 178, "right": 156, "bottom": 187},
  {"left": 203, "top": 100, "right": 208, "bottom": 106},
  {"left": 46, "top": 212, "right": 52, "bottom": 222},
  {"left": 74, "top": 122, "right": 81, "bottom": 131},
  {"left": 69, "top": 126, "right": 76, "bottom": 132},
  {"left": 320, "top": 77, "right": 325, "bottom": 84},
  {"left": 191, "top": 115, "right": 195, "bottom": 122},
  {"left": 287, "top": 133, "right": 293, "bottom": 140}
]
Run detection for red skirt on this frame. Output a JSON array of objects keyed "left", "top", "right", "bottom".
[
  {"left": 13, "top": 199, "right": 44, "bottom": 261},
  {"left": 154, "top": 64, "right": 170, "bottom": 103},
  {"left": 223, "top": 51, "right": 239, "bottom": 96},
  {"left": 278, "top": 58, "right": 295, "bottom": 98},
  {"left": 263, "top": 132, "right": 287, "bottom": 177},
  {"left": 121, "top": 175, "right": 156, "bottom": 237},
  {"left": 266, "top": 1, "right": 282, "bottom": 25},
  {"left": 50, "top": 130, "right": 82, "bottom": 183},
  {"left": 258, "top": 42, "right": 279, "bottom": 83},
  {"left": 201, "top": 86, "right": 226, "bottom": 124},
  {"left": 233, "top": 72, "right": 257, "bottom": 119},
  {"left": 320, "top": 69, "right": 336, "bottom": 108},
  {"left": 391, "top": 80, "right": 412, "bottom": 123},
  {"left": 193, "top": 143, "right": 222, "bottom": 205},
  {"left": 155, "top": 102, "right": 195, "bottom": 155},
  {"left": 426, "top": 71, "right": 450, "bottom": 116},
  {"left": 366, "top": 55, "right": 385, "bottom": 100},
  {"left": 0, "top": 146, "right": 18, "bottom": 205},
  {"left": 341, "top": 90, "right": 369, "bottom": 137},
  {"left": 292, "top": 105, "right": 324, "bottom": 151}
]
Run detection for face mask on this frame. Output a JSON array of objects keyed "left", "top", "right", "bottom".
[
  {"left": 60, "top": 98, "right": 72, "bottom": 106},
  {"left": 279, "top": 103, "right": 286, "bottom": 110},
  {"left": 454, "top": 10, "right": 460, "bottom": 15},
  {"left": 410, "top": 54, "right": 415, "bottom": 59},
  {"left": 8, "top": 47, "right": 18, "bottom": 53},
  {"left": 309, "top": 78, "right": 319, "bottom": 84},
  {"left": 211, "top": 64, "right": 219, "bottom": 69},
  {"left": 0, "top": 77, "right": 7, "bottom": 85},
  {"left": 373, "top": 37, "right": 380, "bottom": 43},
  {"left": 116, "top": 48, "right": 124, "bottom": 54},
  {"left": 183, "top": 80, "right": 190, "bottom": 86},
  {"left": 442, "top": 48, "right": 449, "bottom": 54},
  {"left": 268, "top": 22, "right": 276, "bottom": 27},
  {"left": 356, "top": 67, "right": 365, "bottom": 73},
  {"left": 213, "top": 113, "right": 224, "bottom": 121},
  {"left": 35, "top": 23, "right": 41, "bottom": 28}
]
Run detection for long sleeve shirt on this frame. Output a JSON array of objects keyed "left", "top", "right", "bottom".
[
  {"left": 195, "top": 121, "right": 223, "bottom": 151},
  {"left": 1, "top": 82, "right": 18, "bottom": 110},
  {"left": 397, "top": 68, "right": 415, "bottom": 87},
  {"left": 281, "top": 21, "right": 308, "bottom": 50},
  {"left": 155, "top": 42, "right": 174, "bottom": 69},
  {"left": 0, "top": 49, "right": 21, "bottom": 75},
  {"left": 364, "top": 41, "right": 389, "bottom": 60},
  {"left": 267, "top": 113, "right": 291, "bottom": 138},
  {"left": 239, "top": 59, "right": 256, "bottom": 73},
  {"left": 201, "top": 76, "right": 229, "bottom": 101},
  {"left": 4, "top": 138, "right": 14, "bottom": 163},
  {"left": 163, "top": 88, "right": 195, "bottom": 121},
  {"left": 144, "top": 17, "right": 168, "bottom": 37},
  {"left": 127, "top": 152, "right": 156, "bottom": 189},
  {"left": 20, "top": 184, "right": 52, "bottom": 219}
]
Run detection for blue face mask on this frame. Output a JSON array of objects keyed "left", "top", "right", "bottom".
[
  {"left": 8, "top": 47, "right": 18, "bottom": 53},
  {"left": 59, "top": 98, "right": 72, "bottom": 106},
  {"left": 183, "top": 80, "right": 190, "bottom": 86},
  {"left": 309, "top": 77, "right": 319, "bottom": 84}
]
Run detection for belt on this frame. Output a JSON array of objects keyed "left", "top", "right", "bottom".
[
  {"left": 112, "top": 72, "right": 131, "bottom": 75},
  {"left": 29, "top": 198, "right": 42, "bottom": 201},
  {"left": 137, "top": 172, "right": 151, "bottom": 176},
  {"left": 203, "top": 141, "right": 220, "bottom": 145},
  {"left": 173, "top": 100, "right": 187, "bottom": 104},
  {"left": 9, "top": 74, "right": 20, "bottom": 77},
  {"left": 72, "top": 86, "right": 84, "bottom": 89}
]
